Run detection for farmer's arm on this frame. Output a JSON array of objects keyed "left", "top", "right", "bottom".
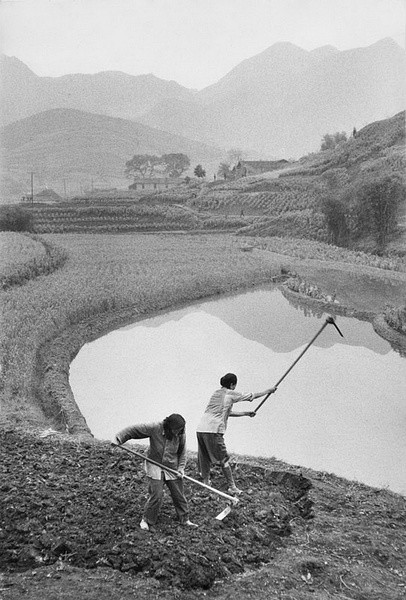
[
  {"left": 229, "top": 388, "right": 276, "bottom": 406},
  {"left": 226, "top": 393, "right": 255, "bottom": 418},
  {"left": 177, "top": 433, "right": 187, "bottom": 475},
  {"left": 227, "top": 388, "right": 275, "bottom": 417},
  {"left": 229, "top": 410, "right": 256, "bottom": 418},
  {"left": 114, "top": 423, "right": 155, "bottom": 444},
  {"left": 252, "top": 387, "right": 276, "bottom": 400}
]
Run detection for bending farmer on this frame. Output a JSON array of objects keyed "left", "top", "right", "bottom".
[
  {"left": 196, "top": 373, "right": 275, "bottom": 495},
  {"left": 114, "top": 413, "right": 197, "bottom": 531}
]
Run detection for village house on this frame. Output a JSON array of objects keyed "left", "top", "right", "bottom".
[
  {"left": 129, "top": 178, "right": 183, "bottom": 192},
  {"left": 21, "top": 189, "right": 63, "bottom": 204},
  {"left": 234, "top": 159, "right": 290, "bottom": 178}
]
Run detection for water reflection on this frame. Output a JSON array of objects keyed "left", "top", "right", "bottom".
[
  {"left": 124, "top": 286, "right": 390, "bottom": 355},
  {"left": 70, "top": 286, "right": 406, "bottom": 495}
]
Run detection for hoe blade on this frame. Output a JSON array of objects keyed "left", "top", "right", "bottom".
[{"left": 215, "top": 505, "right": 232, "bottom": 520}]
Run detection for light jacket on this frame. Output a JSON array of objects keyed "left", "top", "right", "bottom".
[{"left": 196, "top": 388, "right": 253, "bottom": 434}]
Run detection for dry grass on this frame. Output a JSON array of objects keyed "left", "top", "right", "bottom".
[{"left": 0, "top": 232, "right": 68, "bottom": 289}]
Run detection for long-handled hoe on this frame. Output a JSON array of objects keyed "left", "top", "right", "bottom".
[
  {"left": 254, "top": 315, "right": 344, "bottom": 413},
  {"left": 112, "top": 442, "right": 239, "bottom": 520}
]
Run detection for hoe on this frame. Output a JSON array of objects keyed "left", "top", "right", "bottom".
[
  {"left": 254, "top": 315, "right": 344, "bottom": 413},
  {"left": 112, "top": 442, "right": 239, "bottom": 520}
]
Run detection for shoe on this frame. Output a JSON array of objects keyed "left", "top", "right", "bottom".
[
  {"left": 140, "top": 518, "right": 149, "bottom": 531},
  {"left": 227, "top": 486, "right": 242, "bottom": 496},
  {"left": 183, "top": 520, "right": 198, "bottom": 528}
]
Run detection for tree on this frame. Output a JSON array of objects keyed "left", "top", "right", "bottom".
[
  {"left": 217, "top": 162, "right": 232, "bottom": 180},
  {"left": 319, "top": 170, "right": 351, "bottom": 246},
  {"left": 162, "top": 153, "right": 190, "bottom": 177},
  {"left": 226, "top": 148, "right": 244, "bottom": 168},
  {"left": 319, "top": 196, "right": 349, "bottom": 246},
  {"left": 194, "top": 164, "right": 206, "bottom": 179},
  {"left": 352, "top": 175, "right": 404, "bottom": 251},
  {"left": 320, "top": 131, "right": 348, "bottom": 151},
  {"left": 125, "top": 154, "right": 161, "bottom": 179}
]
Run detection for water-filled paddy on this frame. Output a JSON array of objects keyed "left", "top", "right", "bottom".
[{"left": 70, "top": 285, "right": 406, "bottom": 495}]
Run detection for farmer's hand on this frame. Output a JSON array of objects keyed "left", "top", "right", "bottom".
[
  {"left": 268, "top": 387, "right": 277, "bottom": 394},
  {"left": 177, "top": 469, "right": 185, "bottom": 479},
  {"left": 247, "top": 412, "right": 256, "bottom": 418},
  {"left": 111, "top": 436, "right": 121, "bottom": 446}
]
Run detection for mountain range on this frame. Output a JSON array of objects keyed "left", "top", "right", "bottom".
[{"left": 0, "top": 38, "right": 405, "bottom": 200}]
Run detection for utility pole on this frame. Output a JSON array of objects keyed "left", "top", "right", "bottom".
[{"left": 30, "top": 172, "right": 34, "bottom": 204}]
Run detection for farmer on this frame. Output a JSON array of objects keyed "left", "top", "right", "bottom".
[
  {"left": 114, "top": 413, "right": 197, "bottom": 531},
  {"left": 196, "top": 373, "right": 276, "bottom": 495}
]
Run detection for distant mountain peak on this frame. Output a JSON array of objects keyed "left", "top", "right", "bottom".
[
  {"left": 0, "top": 54, "right": 38, "bottom": 78},
  {"left": 310, "top": 45, "right": 339, "bottom": 56},
  {"left": 370, "top": 37, "right": 402, "bottom": 49},
  {"left": 259, "top": 41, "right": 309, "bottom": 57}
]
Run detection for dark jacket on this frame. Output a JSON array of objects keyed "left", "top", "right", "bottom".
[{"left": 115, "top": 421, "right": 186, "bottom": 480}]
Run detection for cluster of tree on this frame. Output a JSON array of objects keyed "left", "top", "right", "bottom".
[
  {"left": 125, "top": 153, "right": 191, "bottom": 179},
  {"left": 217, "top": 148, "right": 244, "bottom": 180},
  {"left": 320, "top": 132, "right": 348, "bottom": 151},
  {"left": 319, "top": 170, "right": 405, "bottom": 252}
]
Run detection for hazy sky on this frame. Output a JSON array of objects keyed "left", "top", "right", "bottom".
[{"left": 1, "top": 0, "right": 405, "bottom": 89}]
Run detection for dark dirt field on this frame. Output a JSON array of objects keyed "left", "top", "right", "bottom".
[
  {"left": 1, "top": 427, "right": 406, "bottom": 600},
  {"left": 0, "top": 429, "right": 315, "bottom": 598}
]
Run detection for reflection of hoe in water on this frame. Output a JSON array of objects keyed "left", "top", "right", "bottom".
[
  {"left": 254, "top": 316, "right": 344, "bottom": 414},
  {"left": 112, "top": 443, "right": 239, "bottom": 521}
]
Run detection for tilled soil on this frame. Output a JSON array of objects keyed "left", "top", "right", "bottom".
[{"left": 0, "top": 429, "right": 313, "bottom": 591}]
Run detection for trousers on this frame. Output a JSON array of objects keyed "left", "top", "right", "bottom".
[
  {"left": 144, "top": 474, "right": 189, "bottom": 525},
  {"left": 197, "top": 432, "right": 229, "bottom": 479}
]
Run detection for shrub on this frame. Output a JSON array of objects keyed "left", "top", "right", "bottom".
[
  {"left": 384, "top": 304, "right": 406, "bottom": 334},
  {"left": 285, "top": 276, "right": 337, "bottom": 302},
  {"left": 320, "top": 131, "right": 347, "bottom": 151},
  {"left": 0, "top": 205, "right": 33, "bottom": 232}
]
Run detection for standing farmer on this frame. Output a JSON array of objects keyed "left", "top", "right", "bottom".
[
  {"left": 114, "top": 413, "right": 197, "bottom": 531},
  {"left": 196, "top": 373, "right": 275, "bottom": 495}
]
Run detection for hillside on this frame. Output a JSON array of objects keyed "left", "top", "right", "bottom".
[
  {"left": 182, "top": 111, "right": 406, "bottom": 252},
  {"left": 293, "top": 109, "right": 406, "bottom": 176},
  {"left": 0, "top": 108, "right": 223, "bottom": 202}
]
